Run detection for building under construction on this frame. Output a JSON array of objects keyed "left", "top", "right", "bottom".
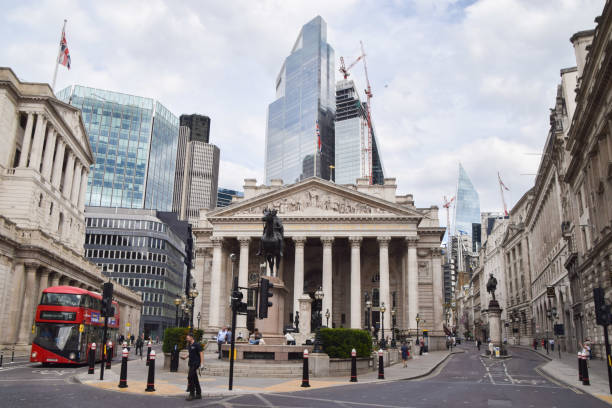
[{"left": 334, "top": 79, "right": 385, "bottom": 184}]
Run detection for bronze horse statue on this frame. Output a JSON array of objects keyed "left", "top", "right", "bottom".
[{"left": 258, "top": 208, "right": 284, "bottom": 276}]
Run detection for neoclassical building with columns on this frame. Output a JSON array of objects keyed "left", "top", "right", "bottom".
[
  {"left": 0, "top": 68, "right": 141, "bottom": 348},
  {"left": 193, "top": 177, "right": 447, "bottom": 349}
]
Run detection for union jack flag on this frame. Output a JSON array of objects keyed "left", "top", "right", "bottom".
[{"left": 58, "top": 31, "right": 71, "bottom": 69}]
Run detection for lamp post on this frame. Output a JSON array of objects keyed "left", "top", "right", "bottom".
[
  {"left": 391, "top": 308, "right": 396, "bottom": 348},
  {"left": 188, "top": 284, "right": 199, "bottom": 329},
  {"left": 197, "top": 312, "right": 201, "bottom": 330},
  {"left": 380, "top": 303, "right": 386, "bottom": 349},
  {"left": 365, "top": 293, "right": 372, "bottom": 333},
  {"left": 174, "top": 296, "right": 181, "bottom": 327},
  {"left": 313, "top": 287, "right": 324, "bottom": 353},
  {"left": 416, "top": 313, "right": 421, "bottom": 353}
]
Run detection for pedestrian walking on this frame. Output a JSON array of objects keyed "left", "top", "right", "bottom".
[
  {"left": 135, "top": 334, "right": 144, "bottom": 358},
  {"left": 216, "top": 326, "right": 228, "bottom": 359},
  {"left": 401, "top": 342, "right": 409, "bottom": 368},
  {"left": 181, "top": 333, "right": 203, "bottom": 401},
  {"left": 549, "top": 338, "right": 555, "bottom": 351},
  {"left": 477, "top": 338, "right": 481, "bottom": 351},
  {"left": 533, "top": 338, "right": 538, "bottom": 350},
  {"left": 488, "top": 341, "right": 494, "bottom": 359}
]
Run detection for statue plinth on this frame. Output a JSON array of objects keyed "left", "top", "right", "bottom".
[{"left": 487, "top": 299, "right": 503, "bottom": 351}]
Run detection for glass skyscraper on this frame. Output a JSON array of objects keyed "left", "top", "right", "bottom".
[
  {"left": 57, "top": 86, "right": 179, "bottom": 211},
  {"left": 335, "top": 79, "right": 385, "bottom": 185},
  {"left": 265, "top": 16, "right": 336, "bottom": 184},
  {"left": 454, "top": 163, "right": 480, "bottom": 235}
]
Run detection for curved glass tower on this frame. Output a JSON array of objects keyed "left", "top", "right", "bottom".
[
  {"left": 454, "top": 163, "right": 480, "bottom": 235},
  {"left": 265, "top": 16, "right": 336, "bottom": 184}
]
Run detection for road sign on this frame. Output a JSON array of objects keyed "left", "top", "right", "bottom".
[{"left": 79, "top": 324, "right": 84, "bottom": 333}]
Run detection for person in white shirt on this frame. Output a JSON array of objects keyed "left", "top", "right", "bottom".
[
  {"left": 285, "top": 332, "right": 296, "bottom": 345},
  {"left": 216, "top": 326, "right": 228, "bottom": 359}
]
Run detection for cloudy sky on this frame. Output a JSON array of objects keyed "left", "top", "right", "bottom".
[{"left": 1, "top": 0, "right": 603, "bottom": 217}]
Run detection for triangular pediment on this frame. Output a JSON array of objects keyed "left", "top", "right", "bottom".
[
  {"left": 208, "top": 178, "right": 423, "bottom": 219},
  {"left": 49, "top": 99, "right": 94, "bottom": 160}
]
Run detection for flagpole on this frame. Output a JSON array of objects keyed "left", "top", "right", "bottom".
[
  {"left": 51, "top": 19, "right": 67, "bottom": 92},
  {"left": 314, "top": 119, "right": 317, "bottom": 178}
]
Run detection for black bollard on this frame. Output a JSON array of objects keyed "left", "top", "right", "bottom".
[
  {"left": 88, "top": 343, "right": 96, "bottom": 374},
  {"left": 146, "top": 341, "right": 152, "bottom": 366},
  {"left": 350, "top": 348, "right": 357, "bottom": 382},
  {"left": 106, "top": 341, "right": 113, "bottom": 369},
  {"left": 301, "top": 349, "right": 310, "bottom": 387},
  {"left": 582, "top": 352, "right": 590, "bottom": 386},
  {"left": 578, "top": 352, "right": 583, "bottom": 381},
  {"left": 378, "top": 349, "right": 384, "bottom": 380},
  {"left": 11, "top": 347, "right": 14, "bottom": 362},
  {"left": 118, "top": 348, "right": 128, "bottom": 388},
  {"left": 145, "top": 349, "right": 156, "bottom": 392},
  {"left": 1, "top": 351, "right": 3, "bottom": 368}
]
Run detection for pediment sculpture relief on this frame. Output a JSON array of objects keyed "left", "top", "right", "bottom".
[{"left": 235, "top": 188, "right": 390, "bottom": 216}]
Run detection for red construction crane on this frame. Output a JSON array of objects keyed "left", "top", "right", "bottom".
[
  {"left": 498, "top": 172, "right": 510, "bottom": 216},
  {"left": 339, "top": 54, "right": 364, "bottom": 80}
]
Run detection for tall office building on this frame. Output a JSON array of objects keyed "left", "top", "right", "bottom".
[
  {"left": 180, "top": 114, "right": 210, "bottom": 144},
  {"left": 172, "top": 126, "right": 220, "bottom": 223},
  {"left": 265, "top": 16, "right": 336, "bottom": 184},
  {"left": 454, "top": 163, "right": 480, "bottom": 236},
  {"left": 335, "top": 79, "right": 385, "bottom": 185},
  {"left": 217, "top": 188, "right": 244, "bottom": 207},
  {"left": 84, "top": 207, "right": 189, "bottom": 339},
  {"left": 56, "top": 86, "right": 179, "bottom": 211}
]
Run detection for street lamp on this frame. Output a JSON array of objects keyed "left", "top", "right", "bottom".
[
  {"left": 380, "top": 303, "right": 386, "bottom": 349},
  {"left": 416, "top": 313, "right": 421, "bottom": 354},
  {"left": 325, "top": 309, "right": 330, "bottom": 328},
  {"left": 188, "top": 284, "right": 199, "bottom": 328},
  {"left": 391, "top": 308, "right": 396, "bottom": 348},
  {"left": 313, "top": 287, "right": 324, "bottom": 353},
  {"left": 365, "top": 292, "right": 372, "bottom": 333},
  {"left": 174, "top": 295, "right": 182, "bottom": 327}
]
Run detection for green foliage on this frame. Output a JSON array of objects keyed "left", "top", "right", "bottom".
[
  {"left": 319, "top": 328, "right": 372, "bottom": 358},
  {"left": 162, "top": 327, "right": 204, "bottom": 353}
]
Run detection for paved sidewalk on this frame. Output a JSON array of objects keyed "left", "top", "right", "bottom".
[
  {"left": 74, "top": 348, "right": 458, "bottom": 397},
  {"left": 510, "top": 345, "right": 612, "bottom": 405}
]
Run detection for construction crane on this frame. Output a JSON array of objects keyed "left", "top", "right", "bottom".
[
  {"left": 498, "top": 172, "right": 510, "bottom": 216},
  {"left": 339, "top": 54, "right": 364, "bottom": 80},
  {"left": 443, "top": 195, "right": 455, "bottom": 262},
  {"left": 338, "top": 41, "right": 375, "bottom": 184}
]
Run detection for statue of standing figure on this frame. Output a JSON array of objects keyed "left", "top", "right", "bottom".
[{"left": 486, "top": 273, "right": 498, "bottom": 302}]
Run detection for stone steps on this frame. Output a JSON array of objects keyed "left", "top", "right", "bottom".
[{"left": 201, "top": 362, "right": 304, "bottom": 377}]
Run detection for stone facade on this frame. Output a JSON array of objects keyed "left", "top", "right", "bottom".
[
  {"left": 563, "top": 7, "right": 612, "bottom": 358},
  {"left": 193, "top": 177, "right": 447, "bottom": 349},
  {"left": 0, "top": 68, "right": 141, "bottom": 348}
]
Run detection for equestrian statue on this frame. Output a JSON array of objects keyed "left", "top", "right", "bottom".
[{"left": 257, "top": 208, "right": 284, "bottom": 276}]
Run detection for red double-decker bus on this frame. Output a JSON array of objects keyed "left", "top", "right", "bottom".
[{"left": 30, "top": 286, "right": 120, "bottom": 365}]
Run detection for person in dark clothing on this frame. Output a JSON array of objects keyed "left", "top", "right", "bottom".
[
  {"left": 181, "top": 333, "right": 203, "bottom": 401},
  {"left": 401, "top": 342, "right": 409, "bottom": 368},
  {"left": 477, "top": 339, "right": 481, "bottom": 351},
  {"left": 135, "top": 335, "right": 144, "bottom": 358}
]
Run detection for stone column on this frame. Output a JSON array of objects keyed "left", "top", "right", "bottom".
[
  {"left": 41, "top": 128, "right": 57, "bottom": 180},
  {"left": 406, "top": 236, "right": 419, "bottom": 330},
  {"left": 349, "top": 236, "right": 362, "bottom": 329},
  {"left": 77, "top": 168, "right": 89, "bottom": 211},
  {"left": 292, "top": 236, "right": 306, "bottom": 316},
  {"left": 62, "top": 151, "right": 75, "bottom": 198},
  {"left": 9, "top": 263, "right": 25, "bottom": 343},
  {"left": 208, "top": 237, "right": 223, "bottom": 329},
  {"left": 236, "top": 237, "right": 250, "bottom": 331},
  {"left": 29, "top": 114, "right": 46, "bottom": 171},
  {"left": 49, "top": 273, "right": 60, "bottom": 288},
  {"left": 18, "top": 264, "right": 38, "bottom": 345},
  {"left": 39, "top": 269, "right": 50, "bottom": 295},
  {"left": 51, "top": 141, "right": 66, "bottom": 189},
  {"left": 321, "top": 236, "right": 334, "bottom": 326},
  {"left": 70, "top": 163, "right": 83, "bottom": 205},
  {"left": 378, "top": 236, "right": 391, "bottom": 334},
  {"left": 18, "top": 113, "right": 34, "bottom": 167},
  {"left": 432, "top": 248, "right": 443, "bottom": 332}
]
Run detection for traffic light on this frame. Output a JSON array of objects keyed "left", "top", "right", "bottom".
[
  {"left": 594, "top": 287, "right": 610, "bottom": 326},
  {"left": 102, "top": 282, "right": 114, "bottom": 317},
  {"left": 258, "top": 278, "right": 274, "bottom": 319}
]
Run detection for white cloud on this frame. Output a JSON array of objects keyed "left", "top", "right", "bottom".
[{"left": 0, "top": 0, "right": 603, "bottom": 216}]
